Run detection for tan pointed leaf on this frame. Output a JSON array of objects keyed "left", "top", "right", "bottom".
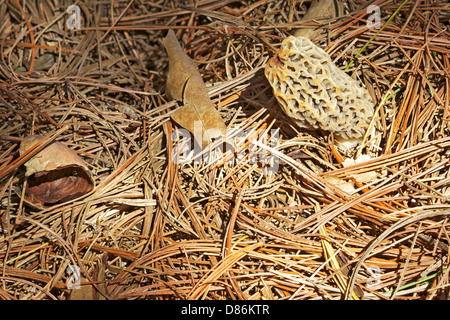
[
  {"left": 162, "top": 29, "right": 227, "bottom": 149},
  {"left": 294, "top": 0, "right": 343, "bottom": 39}
]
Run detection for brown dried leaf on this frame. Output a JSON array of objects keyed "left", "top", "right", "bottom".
[
  {"left": 293, "top": 0, "right": 343, "bottom": 39},
  {"left": 18, "top": 135, "right": 94, "bottom": 209},
  {"left": 162, "top": 29, "right": 227, "bottom": 149}
]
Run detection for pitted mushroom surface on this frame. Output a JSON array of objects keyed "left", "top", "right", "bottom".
[{"left": 265, "top": 36, "right": 374, "bottom": 139}]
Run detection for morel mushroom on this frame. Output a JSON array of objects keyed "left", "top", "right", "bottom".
[
  {"left": 265, "top": 36, "right": 374, "bottom": 139},
  {"left": 19, "top": 135, "right": 94, "bottom": 209}
]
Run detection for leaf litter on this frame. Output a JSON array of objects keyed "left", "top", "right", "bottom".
[{"left": 0, "top": 0, "right": 449, "bottom": 300}]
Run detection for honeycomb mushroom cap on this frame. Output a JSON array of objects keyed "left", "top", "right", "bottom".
[{"left": 265, "top": 36, "right": 374, "bottom": 139}]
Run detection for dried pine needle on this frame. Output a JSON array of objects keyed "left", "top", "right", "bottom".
[{"left": 0, "top": 0, "right": 449, "bottom": 301}]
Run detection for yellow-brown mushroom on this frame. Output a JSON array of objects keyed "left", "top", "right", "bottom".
[{"left": 265, "top": 36, "right": 374, "bottom": 140}]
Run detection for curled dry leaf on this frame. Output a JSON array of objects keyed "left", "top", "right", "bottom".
[
  {"left": 162, "top": 29, "right": 227, "bottom": 149},
  {"left": 18, "top": 135, "right": 94, "bottom": 210}
]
